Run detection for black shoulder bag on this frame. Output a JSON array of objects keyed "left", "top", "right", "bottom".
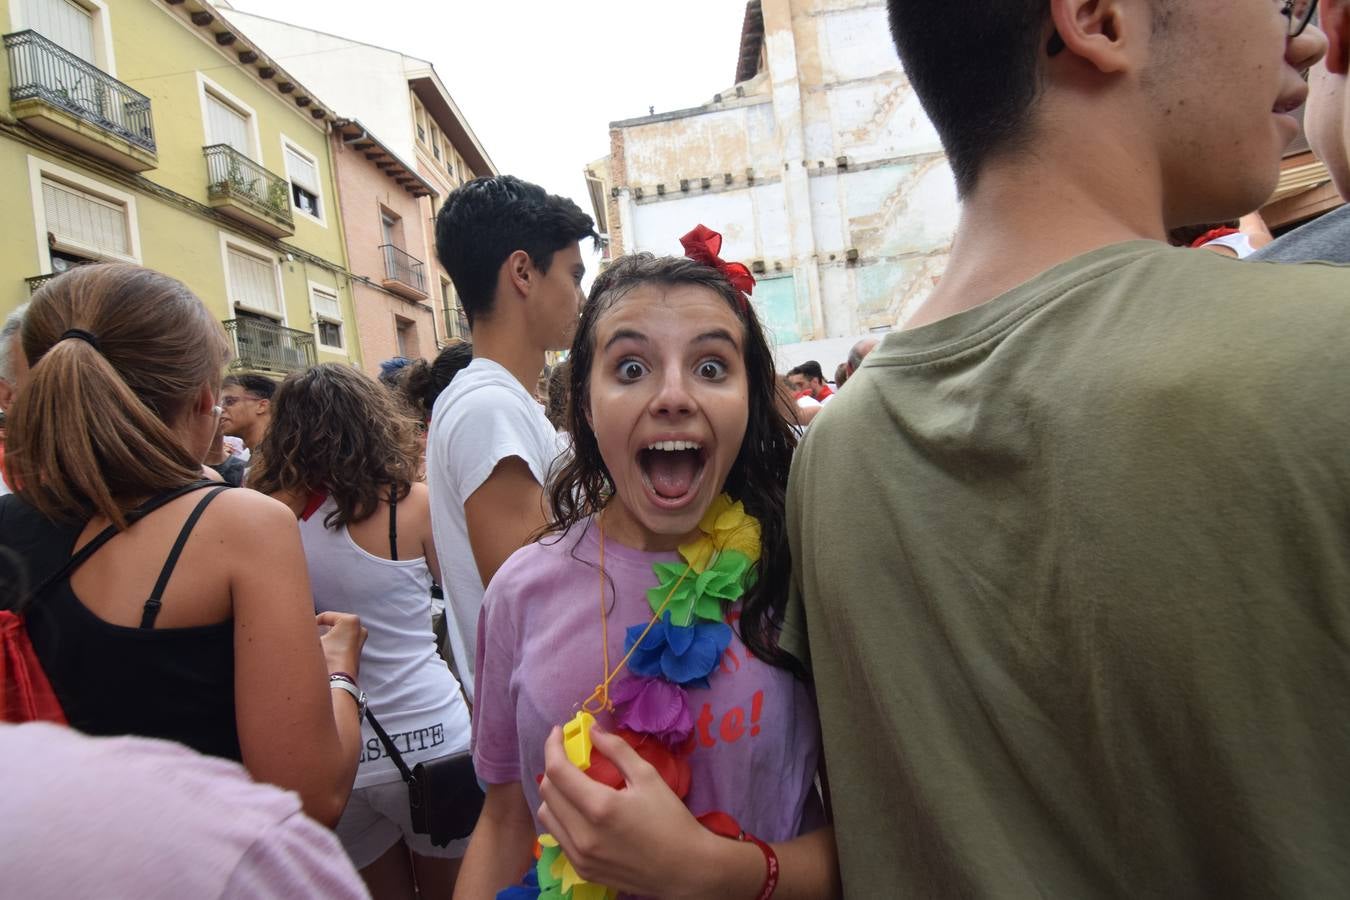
[{"left": 361, "top": 485, "right": 484, "bottom": 847}]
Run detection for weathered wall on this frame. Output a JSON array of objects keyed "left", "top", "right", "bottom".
[{"left": 604, "top": 0, "right": 958, "bottom": 351}]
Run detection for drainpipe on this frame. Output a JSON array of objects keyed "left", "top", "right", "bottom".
[{"left": 326, "top": 125, "right": 363, "bottom": 368}]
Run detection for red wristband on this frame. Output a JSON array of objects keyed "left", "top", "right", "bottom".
[{"left": 741, "top": 831, "right": 778, "bottom": 900}]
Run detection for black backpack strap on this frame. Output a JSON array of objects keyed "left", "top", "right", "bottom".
[
  {"left": 388, "top": 483, "right": 399, "bottom": 561},
  {"left": 365, "top": 707, "right": 414, "bottom": 784},
  {"left": 141, "top": 486, "right": 230, "bottom": 629},
  {"left": 24, "top": 480, "right": 220, "bottom": 606}
]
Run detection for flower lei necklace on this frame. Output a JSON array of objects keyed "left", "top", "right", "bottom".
[{"left": 498, "top": 494, "right": 763, "bottom": 900}]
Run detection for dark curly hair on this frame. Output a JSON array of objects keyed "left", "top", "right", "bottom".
[
  {"left": 249, "top": 363, "right": 420, "bottom": 529},
  {"left": 544, "top": 253, "right": 801, "bottom": 674}
]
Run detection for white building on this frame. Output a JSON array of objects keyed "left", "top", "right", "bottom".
[{"left": 591, "top": 0, "right": 960, "bottom": 366}]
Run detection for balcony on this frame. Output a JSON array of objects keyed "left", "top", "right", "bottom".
[
  {"left": 4, "top": 30, "right": 157, "bottom": 171},
  {"left": 204, "top": 145, "right": 294, "bottom": 237},
  {"left": 26, "top": 273, "right": 56, "bottom": 295},
  {"left": 224, "top": 317, "right": 315, "bottom": 374},
  {"left": 379, "top": 244, "right": 427, "bottom": 301}
]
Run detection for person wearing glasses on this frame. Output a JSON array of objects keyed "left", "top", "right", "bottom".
[
  {"left": 220, "top": 373, "right": 276, "bottom": 456},
  {"left": 785, "top": 1, "right": 1348, "bottom": 896},
  {"left": 1255, "top": 0, "right": 1350, "bottom": 262}
]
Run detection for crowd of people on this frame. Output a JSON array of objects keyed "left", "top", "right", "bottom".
[{"left": 2, "top": 0, "right": 1349, "bottom": 897}]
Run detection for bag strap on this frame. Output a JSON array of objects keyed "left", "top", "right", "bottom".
[
  {"left": 25, "top": 480, "right": 220, "bottom": 606},
  {"left": 388, "top": 483, "right": 398, "bottom": 561},
  {"left": 140, "top": 486, "right": 230, "bottom": 629},
  {"left": 365, "top": 706, "right": 415, "bottom": 784}
]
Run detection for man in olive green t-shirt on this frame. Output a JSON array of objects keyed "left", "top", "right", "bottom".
[{"left": 784, "top": 3, "right": 1350, "bottom": 897}]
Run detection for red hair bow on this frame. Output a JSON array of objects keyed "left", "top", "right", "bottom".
[{"left": 680, "top": 225, "right": 756, "bottom": 300}]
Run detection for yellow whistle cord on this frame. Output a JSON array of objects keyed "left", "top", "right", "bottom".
[{"left": 581, "top": 517, "right": 693, "bottom": 715}]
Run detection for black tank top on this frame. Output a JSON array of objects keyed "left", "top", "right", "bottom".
[{"left": 0, "top": 485, "right": 241, "bottom": 761}]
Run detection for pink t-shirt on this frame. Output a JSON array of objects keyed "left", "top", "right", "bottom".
[
  {"left": 473, "top": 518, "right": 823, "bottom": 842},
  {"left": 0, "top": 722, "right": 369, "bottom": 898}
]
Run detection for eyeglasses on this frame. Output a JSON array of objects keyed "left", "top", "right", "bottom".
[
  {"left": 1283, "top": 0, "right": 1318, "bottom": 37},
  {"left": 220, "top": 394, "right": 264, "bottom": 408}
]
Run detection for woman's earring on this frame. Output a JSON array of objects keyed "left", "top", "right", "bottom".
[{"left": 212, "top": 405, "right": 224, "bottom": 417}]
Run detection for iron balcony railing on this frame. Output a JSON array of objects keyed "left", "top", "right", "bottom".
[
  {"left": 223, "top": 316, "right": 315, "bottom": 373},
  {"left": 380, "top": 243, "right": 426, "bottom": 293},
  {"left": 26, "top": 273, "right": 57, "bottom": 295},
  {"left": 4, "top": 30, "right": 155, "bottom": 153},
  {"left": 204, "top": 144, "right": 293, "bottom": 228}
]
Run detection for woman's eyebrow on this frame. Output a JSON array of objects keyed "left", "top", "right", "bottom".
[
  {"left": 602, "top": 328, "right": 647, "bottom": 352},
  {"left": 694, "top": 329, "right": 740, "bottom": 350}
]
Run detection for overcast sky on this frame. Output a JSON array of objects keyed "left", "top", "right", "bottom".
[{"left": 224, "top": 0, "right": 750, "bottom": 273}]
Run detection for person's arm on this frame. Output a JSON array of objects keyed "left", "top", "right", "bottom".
[
  {"left": 452, "top": 782, "right": 537, "bottom": 900},
  {"left": 538, "top": 728, "right": 841, "bottom": 900},
  {"left": 463, "top": 456, "right": 547, "bottom": 587},
  {"left": 408, "top": 482, "right": 442, "bottom": 584},
  {"left": 228, "top": 492, "right": 365, "bottom": 827}
]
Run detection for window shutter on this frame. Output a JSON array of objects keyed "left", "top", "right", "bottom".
[
  {"left": 42, "top": 179, "right": 128, "bottom": 256},
  {"left": 24, "top": 0, "right": 95, "bottom": 62},
  {"left": 312, "top": 288, "right": 341, "bottom": 321},
  {"left": 205, "top": 93, "right": 250, "bottom": 155},
  {"left": 285, "top": 147, "right": 319, "bottom": 193},
  {"left": 227, "top": 247, "right": 282, "bottom": 316}
]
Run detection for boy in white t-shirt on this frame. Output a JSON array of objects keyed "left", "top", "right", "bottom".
[{"left": 427, "top": 176, "right": 597, "bottom": 701}]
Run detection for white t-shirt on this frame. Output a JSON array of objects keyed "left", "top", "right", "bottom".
[{"left": 425, "top": 358, "right": 563, "bottom": 703}]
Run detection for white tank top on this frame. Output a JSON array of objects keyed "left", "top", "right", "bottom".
[{"left": 299, "top": 495, "right": 470, "bottom": 788}]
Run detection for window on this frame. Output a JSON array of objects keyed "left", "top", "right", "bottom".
[
  {"left": 28, "top": 156, "right": 140, "bottom": 269},
  {"left": 204, "top": 91, "right": 251, "bottom": 155},
  {"left": 225, "top": 244, "right": 282, "bottom": 317},
  {"left": 23, "top": 0, "right": 94, "bottom": 61},
  {"left": 380, "top": 210, "right": 402, "bottom": 248},
  {"left": 414, "top": 102, "right": 427, "bottom": 144},
  {"left": 283, "top": 142, "right": 323, "bottom": 221},
  {"left": 431, "top": 128, "right": 442, "bottom": 161},
  {"left": 395, "top": 316, "right": 415, "bottom": 358},
  {"left": 312, "top": 285, "right": 343, "bottom": 350},
  {"left": 42, "top": 177, "right": 129, "bottom": 257}
]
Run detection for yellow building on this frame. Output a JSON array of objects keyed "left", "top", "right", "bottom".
[{"left": 0, "top": 0, "right": 360, "bottom": 375}]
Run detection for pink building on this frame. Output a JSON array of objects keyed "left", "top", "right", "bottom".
[
  {"left": 221, "top": 10, "right": 498, "bottom": 353},
  {"left": 329, "top": 121, "right": 440, "bottom": 374}
]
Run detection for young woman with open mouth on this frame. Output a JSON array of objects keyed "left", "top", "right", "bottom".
[{"left": 455, "top": 229, "right": 840, "bottom": 900}]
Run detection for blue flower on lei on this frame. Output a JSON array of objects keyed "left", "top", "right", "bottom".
[{"left": 624, "top": 612, "right": 732, "bottom": 689}]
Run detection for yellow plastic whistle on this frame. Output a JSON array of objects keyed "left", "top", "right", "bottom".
[{"left": 563, "top": 710, "right": 596, "bottom": 771}]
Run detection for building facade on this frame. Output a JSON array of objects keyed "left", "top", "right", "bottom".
[
  {"left": 0, "top": 0, "right": 362, "bottom": 375},
  {"left": 593, "top": 0, "right": 959, "bottom": 356},
  {"left": 329, "top": 119, "right": 440, "bottom": 374},
  {"left": 220, "top": 9, "right": 496, "bottom": 349}
]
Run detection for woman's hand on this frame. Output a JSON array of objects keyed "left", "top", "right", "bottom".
[
  {"left": 317, "top": 611, "right": 366, "bottom": 678},
  {"left": 537, "top": 726, "right": 739, "bottom": 900}
]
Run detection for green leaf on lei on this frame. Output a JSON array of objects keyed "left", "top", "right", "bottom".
[{"left": 647, "top": 550, "right": 753, "bottom": 627}]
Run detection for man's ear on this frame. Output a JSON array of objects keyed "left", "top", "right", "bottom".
[
  {"left": 506, "top": 249, "right": 534, "bottom": 298},
  {"left": 1049, "top": 0, "right": 1135, "bottom": 75},
  {"left": 1325, "top": 1, "right": 1349, "bottom": 76},
  {"left": 256, "top": 397, "right": 271, "bottom": 416}
]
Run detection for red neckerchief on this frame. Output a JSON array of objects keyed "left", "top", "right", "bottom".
[
  {"left": 1190, "top": 227, "right": 1240, "bottom": 249},
  {"left": 300, "top": 489, "right": 329, "bottom": 522}
]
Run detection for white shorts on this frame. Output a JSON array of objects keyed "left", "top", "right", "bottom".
[{"left": 335, "top": 777, "right": 469, "bottom": 870}]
